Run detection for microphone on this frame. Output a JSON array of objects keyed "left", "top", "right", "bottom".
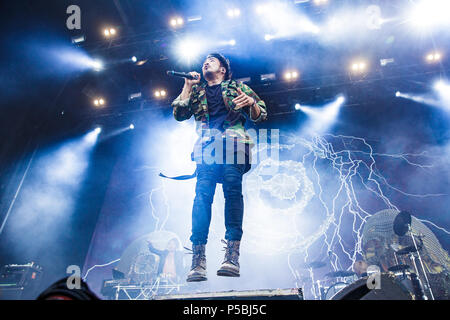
[{"left": 166, "top": 71, "right": 198, "bottom": 80}]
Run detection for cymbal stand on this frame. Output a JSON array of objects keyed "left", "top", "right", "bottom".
[{"left": 408, "top": 225, "right": 434, "bottom": 300}]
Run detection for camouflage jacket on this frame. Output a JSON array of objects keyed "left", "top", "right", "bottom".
[{"left": 171, "top": 80, "right": 267, "bottom": 152}]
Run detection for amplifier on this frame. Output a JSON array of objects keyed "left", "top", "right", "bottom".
[{"left": 0, "top": 262, "right": 43, "bottom": 300}]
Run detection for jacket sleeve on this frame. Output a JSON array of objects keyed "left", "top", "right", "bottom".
[
  {"left": 171, "top": 86, "right": 196, "bottom": 121},
  {"left": 239, "top": 82, "right": 268, "bottom": 123}
]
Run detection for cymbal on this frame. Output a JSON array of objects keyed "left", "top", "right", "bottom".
[
  {"left": 396, "top": 245, "right": 417, "bottom": 255},
  {"left": 303, "top": 261, "right": 326, "bottom": 269},
  {"left": 388, "top": 264, "right": 411, "bottom": 272},
  {"left": 393, "top": 211, "right": 412, "bottom": 236},
  {"left": 325, "top": 270, "right": 356, "bottom": 278}
]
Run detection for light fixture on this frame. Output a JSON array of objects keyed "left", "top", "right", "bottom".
[
  {"left": 103, "top": 27, "right": 117, "bottom": 38},
  {"left": 426, "top": 51, "right": 442, "bottom": 63},
  {"left": 170, "top": 17, "right": 184, "bottom": 27},
  {"left": 154, "top": 90, "right": 167, "bottom": 98},
  {"left": 227, "top": 8, "right": 241, "bottom": 18},
  {"left": 284, "top": 70, "right": 299, "bottom": 81},
  {"left": 350, "top": 60, "right": 368, "bottom": 73},
  {"left": 93, "top": 98, "right": 105, "bottom": 107}
]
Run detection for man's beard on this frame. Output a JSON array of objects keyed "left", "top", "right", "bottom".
[{"left": 203, "top": 70, "right": 216, "bottom": 81}]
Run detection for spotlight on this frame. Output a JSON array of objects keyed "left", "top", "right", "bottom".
[
  {"left": 103, "top": 28, "right": 117, "bottom": 38},
  {"left": 350, "top": 60, "right": 368, "bottom": 73},
  {"left": 294, "top": 103, "right": 301, "bottom": 110},
  {"left": 284, "top": 71, "right": 299, "bottom": 81},
  {"left": 336, "top": 95, "right": 345, "bottom": 104},
  {"left": 433, "top": 80, "right": 449, "bottom": 92},
  {"left": 229, "top": 39, "right": 236, "bottom": 46},
  {"left": 314, "top": 0, "right": 328, "bottom": 5},
  {"left": 409, "top": 0, "right": 450, "bottom": 30},
  {"left": 256, "top": 5, "right": 269, "bottom": 14},
  {"left": 92, "top": 60, "right": 103, "bottom": 71},
  {"left": 129, "top": 124, "right": 135, "bottom": 130},
  {"left": 395, "top": 91, "right": 401, "bottom": 97},
  {"left": 176, "top": 37, "right": 205, "bottom": 63},
  {"left": 131, "top": 56, "right": 137, "bottom": 63},
  {"left": 154, "top": 90, "right": 167, "bottom": 98},
  {"left": 227, "top": 8, "right": 241, "bottom": 18},
  {"left": 426, "top": 51, "right": 442, "bottom": 63},
  {"left": 94, "top": 127, "right": 102, "bottom": 134},
  {"left": 264, "top": 34, "right": 274, "bottom": 41},
  {"left": 93, "top": 98, "right": 105, "bottom": 107},
  {"left": 170, "top": 17, "right": 184, "bottom": 27}
]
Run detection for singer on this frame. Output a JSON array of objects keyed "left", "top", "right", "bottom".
[{"left": 171, "top": 53, "right": 267, "bottom": 282}]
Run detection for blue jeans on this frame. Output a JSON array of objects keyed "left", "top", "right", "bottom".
[{"left": 190, "top": 163, "right": 246, "bottom": 245}]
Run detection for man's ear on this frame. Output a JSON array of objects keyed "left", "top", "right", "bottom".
[{"left": 220, "top": 67, "right": 226, "bottom": 75}]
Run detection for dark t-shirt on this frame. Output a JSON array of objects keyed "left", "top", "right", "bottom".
[
  {"left": 205, "top": 84, "right": 228, "bottom": 131},
  {"left": 203, "top": 83, "right": 251, "bottom": 172}
]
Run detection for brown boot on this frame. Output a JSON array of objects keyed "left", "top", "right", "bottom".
[
  {"left": 217, "top": 240, "right": 240, "bottom": 277},
  {"left": 186, "top": 244, "right": 207, "bottom": 282}
]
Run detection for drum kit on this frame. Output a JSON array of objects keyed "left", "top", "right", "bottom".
[{"left": 301, "top": 210, "right": 450, "bottom": 300}]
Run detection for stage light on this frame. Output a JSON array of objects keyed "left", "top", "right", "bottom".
[
  {"left": 255, "top": 5, "right": 267, "bottom": 15},
  {"left": 93, "top": 98, "right": 105, "bottom": 107},
  {"left": 426, "top": 51, "right": 442, "bottom": 63},
  {"left": 129, "top": 124, "right": 135, "bottom": 130},
  {"left": 94, "top": 127, "right": 102, "bottom": 134},
  {"left": 395, "top": 91, "right": 401, "bottom": 97},
  {"left": 103, "top": 28, "right": 117, "bottom": 38},
  {"left": 175, "top": 37, "right": 205, "bottom": 63},
  {"left": 170, "top": 17, "right": 184, "bottom": 27},
  {"left": 264, "top": 34, "right": 274, "bottom": 41},
  {"left": 284, "top": 71, "right": 299, "bottom": 81},
  {"left": 91, "top": 60, "right": 103, "bottom": 71},
  {"left": 229, "top": 39, "right": 236, "bottom": 46},
  {"left": 154, "top": 90, "right": 167, "bottom": 98},
  {"left": 131, "top": 56, "right": 137, "bottom": 63},
  {"left": 433, "top": 80, "right": 450, "bottom": 105},
  {"left": 350, "top": 60, "right": 368, "bottom": 73},
  {"left": 227, "top": 8, "right": 241, "bottom": 18},
  {"left": 298, "top": 95, "right": 345, "bottom": 133},
  {"left": 408, "top": 0, "right": 450, "bottom": 30},
  {"left": 294, "top": 103, "right": 301, "bottom": 110},
  {"left": 314, "top": 0, "right": 328, "bottom": 5}
]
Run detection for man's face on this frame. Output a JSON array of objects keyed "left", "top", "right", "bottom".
[{"left": 202, "top": 56, "right": 223, "bottom": 79}]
